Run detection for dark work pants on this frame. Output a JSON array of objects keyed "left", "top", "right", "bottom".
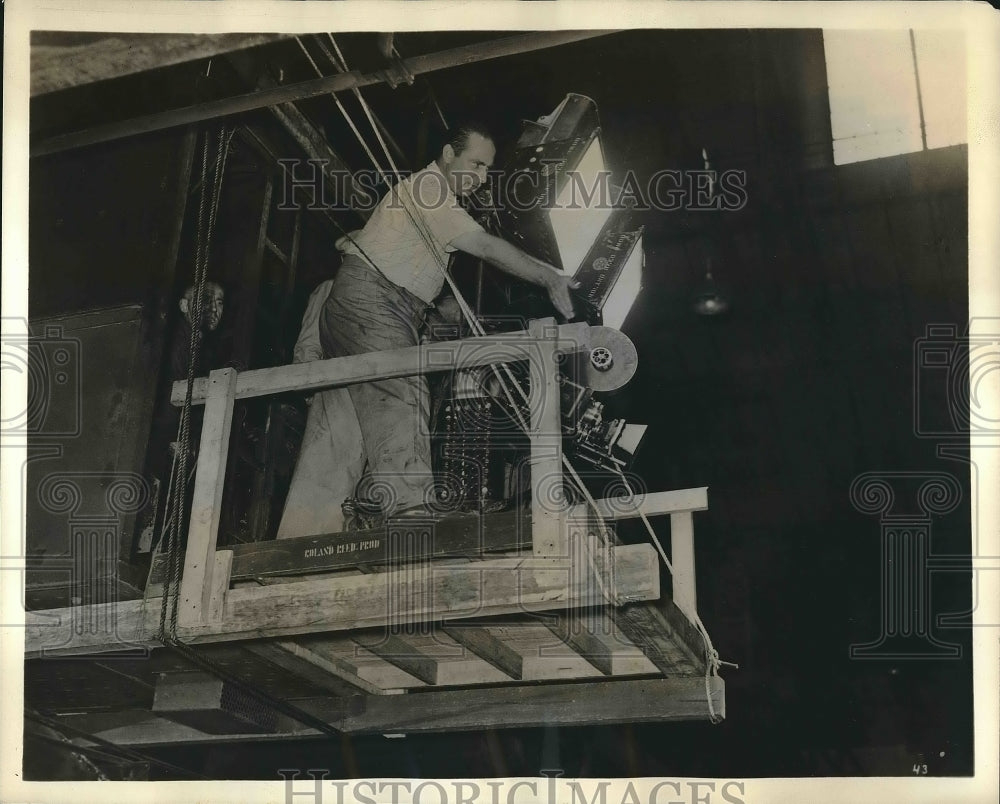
[{"left": 319, "top": 255, "right": 434, "bottom": 515}]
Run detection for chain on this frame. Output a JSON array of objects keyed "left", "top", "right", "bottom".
[{"left": 157, "top": 125, "right": 229, "bottom": 642}]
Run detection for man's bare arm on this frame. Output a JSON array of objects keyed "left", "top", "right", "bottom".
[{"left": 451, "top": 229, "right": 579, "bottom": 319}]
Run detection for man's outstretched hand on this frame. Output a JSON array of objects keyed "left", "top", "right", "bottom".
[{"left": 544, "top": 272, "right": 580, "bottom": 320}]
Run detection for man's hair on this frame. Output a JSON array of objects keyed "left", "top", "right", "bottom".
[
  {"left": 182, "top": 281, "right": 223, "bottom": 304},
  {"left": 443, "top": 120, "right": 494, "bottom": 155}
]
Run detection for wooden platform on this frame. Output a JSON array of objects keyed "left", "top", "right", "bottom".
[
  {"left": 24, "top": 602, "right": 720, "bottom": 745},
  {"left": 23, "top": 508, "right": 722, "bottom": 744},
  {"left": 23, "top": 324, "right": 725, "bottom": 743}
]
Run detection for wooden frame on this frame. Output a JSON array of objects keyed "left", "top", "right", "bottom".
[
  {"left": 54, "top": 677, "right": 725, "bottom": 745},
  {"left": 24, "top": 321, "right": 711, "bottom": 679}
]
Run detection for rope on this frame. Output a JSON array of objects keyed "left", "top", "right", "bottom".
[
  {"left": 319, "top": 35, "right": 404, "bottom": 179},
  {"left": 308, "top": 33, "right": 489, "bottom": 344},
  {"left": 140, "top": 125, "right": 348, "bottom": 743},
  {"left": 561, "top": 456, "right": 621, "bottom": 607},
  {"left": 156, "top": 123, "right": 230, "bottom": 643},
  {"left": 293, "top": 36, "right": 392, "bottom": 185},
  {"left": 611, "top": 468, "right": 735, "bottom": 724}
]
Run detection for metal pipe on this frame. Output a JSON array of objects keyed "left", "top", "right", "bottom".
[{"left": 33, "top": 30, "right": 617, "bottom": 157}]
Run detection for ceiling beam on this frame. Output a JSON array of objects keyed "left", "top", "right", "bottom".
[
  {"left": 226, "top": 49, "right": 370, "bottom": 220},
  {"left": 32, "top": 30, "right": 618, "bottom": 157},
  {"left": 30, "top": 33, "right": 291, "bottom": 97}
]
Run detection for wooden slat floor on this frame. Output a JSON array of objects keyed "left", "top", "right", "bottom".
[{"left": 25, "top": 598, "right": 718, "bottom": 743}]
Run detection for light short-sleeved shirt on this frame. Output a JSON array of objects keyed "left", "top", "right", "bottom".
[{"left": 342, "top": 161, "right": 484, "bottom": 303}]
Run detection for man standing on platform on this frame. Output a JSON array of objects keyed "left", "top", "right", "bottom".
[{"left": 314, "top": 121, "right": 577, "bottom": 523}]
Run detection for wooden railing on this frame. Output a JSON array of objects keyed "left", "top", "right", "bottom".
[{"left": 24, "top": 319, "right": 709, "bottom": 656}]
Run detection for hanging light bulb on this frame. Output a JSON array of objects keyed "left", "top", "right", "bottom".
[{"left": 692, "top": 257, "right": 731, "bottom": 316}]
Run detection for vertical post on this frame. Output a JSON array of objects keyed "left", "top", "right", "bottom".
[
  {"left": 178, "top": 367, "right": 237, "bottom": 627},
  {"left": 206, "top": 550, "right": 234, "bottom": 624},
  {"left": 528, "top": 319, "right": 566, "bottom": 557},
  {"left": 670, "top": 512, "right": 697, "bottom": 623}
]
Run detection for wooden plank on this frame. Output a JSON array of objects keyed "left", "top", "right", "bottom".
[
  {"left": 211, "top": 545, "right": 656, "bottom": 641},
  {"left": 59, "top": 711, "right": 300, "bottom": 746},
  {"left": 147, "top": 488, "right": 706, "bottom": 586},
  {"left": 77, "top": 677, "right": 725, "bottom": 744},
  {"left": 27, "top": 546, "right": 659, "bottom": 656},
  {"left": 170, "top": 322, "right": 590, "bottom": 406},
  {"left": 353, "top": 631, "right": 513, "bottom": 686},
  {"left": 529, "top": 319, "right": 570, "bottom": 557},
  {"left": 494, "top": 623, "right": 603, "bottom": 681},
  {"left": 33, "top": 32, "right": 617, "bottom": 156},
  {"left": 241, "top": 642, "right": 371, "bottom": 698},
  {"left": 267, "top": 102, "right": 371, "bottom": 225},
  {"left": 280, "top": 637, "right": 422, "bottom": 693},
  {"left": 206, "top": 551, "right": 233, "bottom": 624},
  {"left": 148, "top": 511, "right": 532, "bottom": 585},
  {"left": 544, "top": 609, "right": 658, "bottom": 676},
  {"left": 178, "top": 368, "right": 237, "bottom": 627},
  {"left": 670, "top": 511, "right": 698, "bottom": 623},
  {"left": 441, "top": 625, "right": 527, "bottom": 680},
  {"left": 324, "top": 676, "right": 724, "bottom": 735},
  {"left": 612, "top": 597, "right": 707, "bottom": 676},
  {"left": 31, "top": 33, "right": 290, "bottom": 96},
  {"left": 574, "top": 487, "right": 708, "bottom": 520}
]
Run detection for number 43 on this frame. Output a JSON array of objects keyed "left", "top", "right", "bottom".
[{"left": 912, "top": 764, "right": 928, "bottom": 775}]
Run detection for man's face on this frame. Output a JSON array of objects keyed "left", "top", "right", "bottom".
[
  {"left": 202, "top": 286, "right": 224, "bottom": 332},
  {"left": 181, "top": 284, "right": 224, "bottom": 332},
  {"left": 441, "top": 133, "right": 495, "bottom": 197}
]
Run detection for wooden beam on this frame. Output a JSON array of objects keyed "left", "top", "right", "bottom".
[
  {"left": 142, "top": 487, "right": 713, "bottom": 590},
  {"left": 571, "top": 487, "right": 708, "bottom": 520},
  {"left": 170, "top": 322, "right": 591, "bottom": 405},
  {"left": 336, "top": 675, "right": 726, "bottom": 733},
  {"left": 272, "top": 638, "right": 420, "bottom": 694},
  {"left": 270, "top": 103, "right": 365, "bottom": 214},
  {"left": 178, "top": 368, "right": 237, "bottom": 627},
  {"left": 212, "top": 544, "right": 656, "bottom": 641},
  {"left": 241, "top": 642, "right": 371, "bottom": 698},
  {"left": 73, "top": 677, "right": 725, "bottom": 744},
  {"left": 352, "top": 631, "right": 513, "bottom": 686},
  {"left": 147, "top": 510, "right": 532, "bottom": 587},
  {"left": 441, "top": 625, "right": 527, "bottom": 680},
  {"left": 489, "top": 622, "right": 603, "bottom": 681},
  {"left": 544, "top": 609, "right": 658, "bottom": 677},
  {"left": 443, "top": 619, "right": 655, "bottom": 682},
  {"left": 146, "top": 487, "right": 706, "bottom": 586},
  {"left": 30, "top": 33, "right": 290, "bottom": 96},
  {"left": 26, "top": 545, "right": 659, "bottom": 657},
  {"left": 33, "top": 31, "right": 618, "bottom": 156},
  {"left": 529, "top": 319, "right": 572, "bottom": 556},
  {"left": 226, "top": 49, "right": 370, "bottom": 223},
  {"left": 670, "top": 511, "right": 698, "bottom": 623},
  {"left": 611, "top": 597, "right": 707, "bottom": 676},
  {"left": 205, "top": 550, "right": 233, "bottom": 624}
]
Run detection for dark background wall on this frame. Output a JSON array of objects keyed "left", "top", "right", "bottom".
[{"left": 26, "top": 131, "right": 194, "bottom": 590}]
